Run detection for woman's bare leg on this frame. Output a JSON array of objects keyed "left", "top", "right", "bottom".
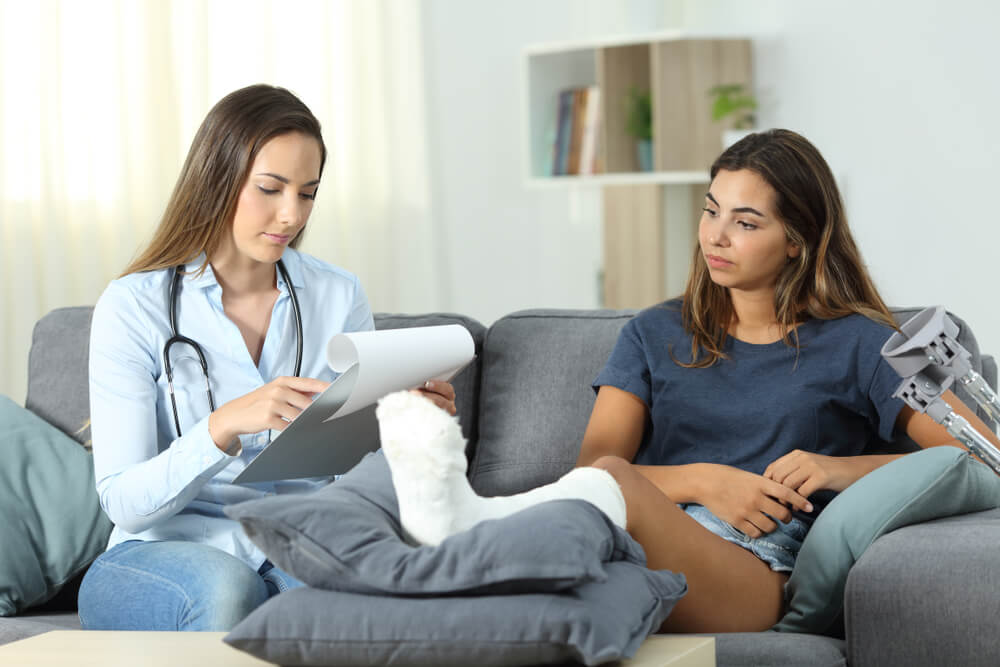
[{"left": 591, "top": 455, "right": 787, "bottom": 632}]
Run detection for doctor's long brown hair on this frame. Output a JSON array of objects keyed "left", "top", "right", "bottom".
[
  {"left": 121, "top": 84, "right": 327, "bottom": 277},
  {"left": 679, "top": 129, "right": 895, "bottom": 367}
]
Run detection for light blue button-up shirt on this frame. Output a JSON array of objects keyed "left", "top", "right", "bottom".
[{"left": 88, "top": 248, "right": 374, "bottom": 569}]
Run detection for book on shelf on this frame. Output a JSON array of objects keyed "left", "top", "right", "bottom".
[
  {"left": 565, "top": 88, "right": 585, "bottom": 174},
  {"left": 551, "top": 89, "right": 574, "bottom": 176},
  {"left": 550, "top": 85, "right": 601, "bottom": 176},
  {"left": 578, "top": 85, "right": 601, "bottom": 175}
]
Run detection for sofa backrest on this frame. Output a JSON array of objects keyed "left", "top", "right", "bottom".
[
  {"left": 467, "top": 307, "right": 997, "bottom": 496},
  {"left": 25, "top": 304, "right": 997, "bottom": 494},
  {"left": 25, "top": 307, "right": 487, "bottom": 452},
  {"left": 26, "top": 306, "right": 94, "bottom": 444},
  {"left": 467, "top": 309, "right": 636, "bottom": 495}
]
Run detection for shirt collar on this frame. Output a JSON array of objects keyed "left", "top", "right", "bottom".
[
  {"left": 276, "top": 248, "right": 306, "bottom": 290},
  {"left": 180, "top": 249, "right": 306, "bottom": 291},
  {"left": 181, "top": 254, "right": 217, "bottom": 289}
]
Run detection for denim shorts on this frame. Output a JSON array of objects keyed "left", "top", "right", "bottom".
[{"left": 682, "top": 504, "right": 812, "bottom": 573}]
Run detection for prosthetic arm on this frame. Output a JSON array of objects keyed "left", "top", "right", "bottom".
[{"left": 881, "top": 306, "right": 1000, "bottom": 474}]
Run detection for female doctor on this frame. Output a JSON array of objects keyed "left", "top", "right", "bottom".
[{"left": 77, "top": 84, "right": 456, "bottom": 631}]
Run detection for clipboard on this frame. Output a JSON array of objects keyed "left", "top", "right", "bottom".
[{"left": 232, "top": 325, "right": 474, "bottom": 484}]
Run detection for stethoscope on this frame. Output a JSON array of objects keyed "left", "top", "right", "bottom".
[{"left": 163, "top": 259, "right": 303, "bottom": 437}]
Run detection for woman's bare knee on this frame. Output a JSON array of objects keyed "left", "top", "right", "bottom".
[{"left": 589, "top": 454, "right": 632, "bottom": 479}]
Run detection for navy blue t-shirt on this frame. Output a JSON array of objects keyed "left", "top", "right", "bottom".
[{"left": 593, "top": 301, "right": 906, "bottom": 477}]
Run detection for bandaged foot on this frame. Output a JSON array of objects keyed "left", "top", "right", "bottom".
[{"left": 376, "top": 390, "right": 627, "bottom": 546}]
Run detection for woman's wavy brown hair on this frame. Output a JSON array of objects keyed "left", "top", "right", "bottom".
[
  {"left": 121, "top": 84, "right": 326, "bottom": 277},
  {"left": 679, "top": 128, "right": 895, "bottom": 367}
]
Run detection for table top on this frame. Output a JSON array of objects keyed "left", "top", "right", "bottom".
[
  {"left": 0, "top": 631, "right": 270, "bottom": 666},
  {"left": 0, "top": 630, "right": 715, "bottom": 667}
]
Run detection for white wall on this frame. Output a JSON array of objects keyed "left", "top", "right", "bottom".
[
  {"left": 692, "top": 0, "right": 1000, "bottom": 358},
  {"left": 419, "top": 0, "right": 676, "bottom": 325},
  {"left": 421, "top": 0, "right": 999, "bottom": 361}
]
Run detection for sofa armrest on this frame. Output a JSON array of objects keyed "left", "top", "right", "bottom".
[{"left": 844, "top": 508, "right": 1000, "bottom": 667}]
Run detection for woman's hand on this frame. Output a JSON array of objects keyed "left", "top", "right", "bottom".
[
  {"left": 698, "top": 463, "right": 813, "bottom": 538},
  {"left": 207, "top": 376, "right": 330, "bottom": 452},
  {"left": 413, "top": 380, "right": 457, "bottom": 415},
  {"left": 763, "top": 449, "right": 855, "bottom": 498},
  {"left": 764, "top": 449, "right": 899, "bottom": 496}
]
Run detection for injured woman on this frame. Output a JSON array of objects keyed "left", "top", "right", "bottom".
[{"left": 372, "top": 129, "right": 1000, "bottom": 634}]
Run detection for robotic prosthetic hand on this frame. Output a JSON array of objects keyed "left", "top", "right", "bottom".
[{"left": 881, "top": 306, "right": 1000, "bottom": 474}]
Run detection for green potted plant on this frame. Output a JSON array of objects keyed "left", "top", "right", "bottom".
[
  {"left": 624, "top": 87, "right": 653, "bottom": 171},
  {"left": 708, "top": 83, "right": 758, "bottom": 148}
]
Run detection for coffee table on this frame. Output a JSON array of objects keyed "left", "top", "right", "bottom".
[{"left": 0, "top": 630, "right": 715, "bottom": 666}]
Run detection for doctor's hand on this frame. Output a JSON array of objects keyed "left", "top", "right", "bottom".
[
  {"left": 207, "top": 376, "right": 330, "bottom": 453},
  {"left": 413, "top": 380, "right": 457, "bottom": 415},
  {"left": 763, "top": 449, "right": 854, "bottom": 498},
  {"left": 698, "top": 463, "right": 813, "bottom": 538}
]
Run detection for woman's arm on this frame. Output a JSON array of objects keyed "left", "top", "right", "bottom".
[
  {"left": 576, "top": 386, "right": 646, "bottom": 466},
  {"left": 765, "top": 389, "right": 1000, "bottom": 496},
  {"left": 763, "top": 450, "right": 904, "bottom": 498},
  {"left": 897, "top": 388, "right": 1000, "bottom": 451},
  {"left": 577, "top": 387, "right": 699, "bottom": 500},
  {"left": 89, "top": 283, "right": 241, "bottom": 534}
]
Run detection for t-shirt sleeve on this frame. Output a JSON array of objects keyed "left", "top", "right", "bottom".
[
  {"left": 867, "top": 347, "right": 907, "bottom": 443},
  {"left": 593, "top": 317, "right": 652, "bottom": 407}
]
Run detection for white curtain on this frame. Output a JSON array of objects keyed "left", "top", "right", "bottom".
[{"left": 0, "top": 0, "right": 437, "bottom": 403}]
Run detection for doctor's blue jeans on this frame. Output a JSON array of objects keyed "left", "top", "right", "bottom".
[{"left": 77, "top": 540, "right": 303, "bottom": 631}]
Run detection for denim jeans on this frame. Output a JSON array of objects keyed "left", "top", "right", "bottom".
[
  {"left": 682, "top": 504, "right": 812, "bottom": 573},
  {"left": 78, "top": 540, "right": 304, "bottom": 631}
]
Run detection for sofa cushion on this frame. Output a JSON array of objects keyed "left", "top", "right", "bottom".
[
  {"left": 0, "top": 396, "right": 112, "bottom": 616},
  {"left": 224, "top": 561, "right": 686, "bottom": 667},
  {"left": 226, "top": 450, "right": 645, "bottom": 596},
  {"left": 845, "top": 509, "right": 1000, "bottom": 667},
  {"left": 775, "top": 446, "right": 1000, "bottom": 636},
  {"left": 715, "top": 632, "right": 846, "bottom": 667},
  {"left": 469, "top": 309, "right": 635, "bottom": 495},
  {"left": 0, "top": 611, "right": 81, "bottom": 646}
]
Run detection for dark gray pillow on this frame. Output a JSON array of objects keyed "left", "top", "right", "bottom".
[
  {"left": 226, "top": 451, "right": 645, "bottom": 596},
  {"left": 224, "top": 561, "right": 686, "bottom": 666}
]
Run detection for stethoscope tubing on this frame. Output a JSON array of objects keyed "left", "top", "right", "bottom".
[{"left": 163, "top": 259, "right": 303, "bottom": 437}]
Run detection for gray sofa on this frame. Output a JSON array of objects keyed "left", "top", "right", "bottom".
[{"left": 5, "top": 304, "right": 999, "bottom": 667}]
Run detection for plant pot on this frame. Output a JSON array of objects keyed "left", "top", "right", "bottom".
[
  {"left": 636, "top": 139, "right": 653, "bottom": 172},
  {"left": 722, "top": 129, "right": 754, "bottom": 149}
]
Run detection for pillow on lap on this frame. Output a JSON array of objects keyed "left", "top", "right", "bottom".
[
  {"left": 226, "top": 451, "right": 647, "bottom": 596},
  {"left": 775, "top": 446, "right": 1000, "bottom": 635},
  {"left": 0, "top": 396, "right": 113, "bottom": 615},
  {"left": 224, "top": 561, "right": 687, "bottom": 667}
]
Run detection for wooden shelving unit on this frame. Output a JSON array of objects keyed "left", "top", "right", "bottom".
[{"left": 523, "top": 31, "right": 753, "bottom": 308}]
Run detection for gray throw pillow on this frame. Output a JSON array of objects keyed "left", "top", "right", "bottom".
[
  {"left": 225, "top": 561, "right": 686, "bottom": 666},
  {"left": 0, "top": 396, "right": 113, "bottom": 615},
  {"left": 226, "top": 451, "right": 646, "bottom": 596},
  {"left": 775, "top": 446, "right": 1000, "bottom": 635}
]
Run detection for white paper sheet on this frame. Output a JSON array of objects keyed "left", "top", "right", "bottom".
[{"left": 322, "top": 324, "right": 475, "bottom": 421}]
